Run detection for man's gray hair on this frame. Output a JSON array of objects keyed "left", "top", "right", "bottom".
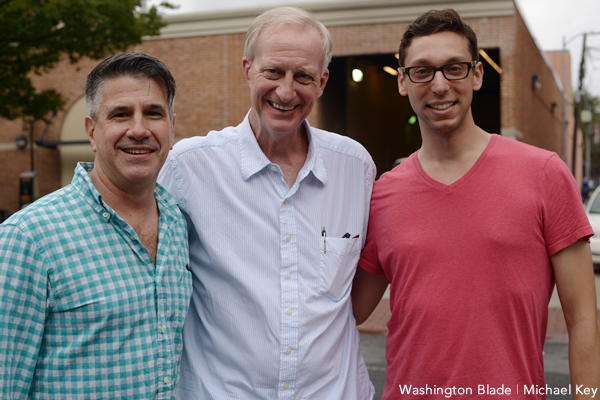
[
  {"left": 244, "top": 7, "right": 333, "bottom": 75},
  {"left": 85, "top": 51, "right": 176, "bottom": 120}
]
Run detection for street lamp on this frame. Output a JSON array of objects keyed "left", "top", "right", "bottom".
[{"left": 14, "top": 135, "right": 28, "bottom": 149}]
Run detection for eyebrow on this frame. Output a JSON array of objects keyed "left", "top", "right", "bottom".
[
  {"left": 145, "top": 104, "right": 168, "bottom": 114},
  {"left": 106, "top": 105, "right": 130, "bottom": 115},
  {"left": 407, "top": 56, "right": 470, "bottom": 66},
  {"left": 106, "top": 104, "right": 167, "bottom": 116},
  {"left": 262, "top": 62, "right": 318, "bottom": 75}
]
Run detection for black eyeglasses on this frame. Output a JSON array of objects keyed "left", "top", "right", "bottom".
[{"left": 401, "top": 61, "right": 477, "bottom": 83}]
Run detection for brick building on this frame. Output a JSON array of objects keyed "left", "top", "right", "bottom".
[{"left": 0, "top": 0, "right": 582, "bottom": 217}]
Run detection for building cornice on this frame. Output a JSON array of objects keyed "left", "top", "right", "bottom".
[{"left": 148, "top": 0, "right": 515, "bottom": 40}]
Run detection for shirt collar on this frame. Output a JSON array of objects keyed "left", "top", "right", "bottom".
[
  {"left": 72, "top": 162, "right": 107, "bottom": 212},
  {"left": 71, "top": 162, "right": 178, "bottom": 221},
  {"left": 239, "top": 111, "right": 327, "bottom": 185}
]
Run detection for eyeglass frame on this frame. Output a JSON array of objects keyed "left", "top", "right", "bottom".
[{"left": 400, "top": 60, "right": 478, "bottom": 83}]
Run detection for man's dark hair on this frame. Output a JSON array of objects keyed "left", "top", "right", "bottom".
[
  {"left": 85, "top": 51, "right": 176, "bottom": 120},
  {"left": 398, "top": 9, "right": 479, "bottom": 67}
]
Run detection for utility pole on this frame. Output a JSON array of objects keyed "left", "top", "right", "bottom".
[
  {"left": 28, "top": 119, "right": 35, "bottom": 172},
  {"left": 572, "top": 33, "right": 587, "bottom": 176}
]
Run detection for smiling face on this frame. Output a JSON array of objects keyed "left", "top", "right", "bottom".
[
  {"left": 242, "top": 24, "right": 329, "bottom": 141},
  {"left": 398, "top": 31, "right": 483, "bottom": 136},
  {"left": 85, "top": 75, "right": 175, "bottom": 193}
]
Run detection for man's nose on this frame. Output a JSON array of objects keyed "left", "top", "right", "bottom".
[
  {"left": 276, "top": 75, "right": 296, "bottom": 103},
  {"left": 430, "top": 70, "right": 450, "bottom": 93},
  {"left": 127, "top": 114, "right": 151, "bottom": 139}
]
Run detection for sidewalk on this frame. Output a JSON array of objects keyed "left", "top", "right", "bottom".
[{"left": 357, "top": 273, "right": 600, "bottom": 343}]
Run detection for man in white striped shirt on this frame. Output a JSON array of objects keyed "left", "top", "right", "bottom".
[{"left": 158, "top": 6, "right": 376, "bottom": 400}]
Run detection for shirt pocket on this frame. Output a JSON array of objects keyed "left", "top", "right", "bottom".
[{"left": 318, "top": 237, "right": 362, "bottom": 301}]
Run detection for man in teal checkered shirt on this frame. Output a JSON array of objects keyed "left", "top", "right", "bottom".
[{"left": 0, "top": 52, "right": 192, "bottom": 399}]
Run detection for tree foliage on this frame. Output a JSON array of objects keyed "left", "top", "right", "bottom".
[{"left": 0, "top": 0, "right": 173, "bottom": 122}]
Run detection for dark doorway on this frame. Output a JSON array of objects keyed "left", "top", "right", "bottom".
[{"left": 318, "top": 49, "right": 501, "bottom": 177}]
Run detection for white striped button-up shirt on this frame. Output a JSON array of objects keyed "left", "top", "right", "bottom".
[{"left": 158, "top": 113, "right": 376, "bottom": 399}]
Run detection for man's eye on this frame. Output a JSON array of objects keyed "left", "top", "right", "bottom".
[
  {"left": 414, "top": 68, "right": 431, "bottom": 76},
  {"left": 297, "top": 74, "right": 313, "bottom": 83}
]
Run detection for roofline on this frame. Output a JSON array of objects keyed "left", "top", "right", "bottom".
[{"left": 148, "top": 0, "right": 515, "bottom": 40}]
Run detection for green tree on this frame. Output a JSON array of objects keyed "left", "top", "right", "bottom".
[{"left": 0, "top": 0, "right": 173, "bottom": 122}]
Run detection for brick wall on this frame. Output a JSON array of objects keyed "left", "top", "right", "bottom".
[{"left": 0, "top": 4, "right": 572, "bottom": 215}]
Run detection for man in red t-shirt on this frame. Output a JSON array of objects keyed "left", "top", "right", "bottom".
[{"left": 353, "top": 8, "right": 600, "bottom": 400}]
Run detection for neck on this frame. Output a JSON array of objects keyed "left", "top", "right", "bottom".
[
  {"left": 418, "top": 112, "right": 488, "bottom": 162},
  {"left": 248, "top": 110, "right": 309, "bottom": 188},
  {"left": 249, "top": 110, "right": 309, "bottom": 162},
  {"left": 89, "top": 168, "right": 158, "bottom": 218},
  {"left": 417, "top": 118, "right": 491, "bottom": 185}
]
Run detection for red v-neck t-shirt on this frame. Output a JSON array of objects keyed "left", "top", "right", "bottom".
[{"left": 359, "top": 134, "right": 592, "bottom": 399}]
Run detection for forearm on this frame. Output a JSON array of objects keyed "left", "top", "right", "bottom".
[
  {"left": 351, "top": 266, "right": 389, "bottom": 325},
  {"left": 568, "top": 317, "right": 600, "bottom": 399},
  {"left": 551, "top": 239, "right": 600, "bottom": 398}
]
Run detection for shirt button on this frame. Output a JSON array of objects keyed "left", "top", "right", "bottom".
[
  {"left": 162, "top": 326, "right": 166, "bottom": 334},
  {"left": 285, "top": 236, "right": 291, "bottom": 243},
  {"left": 287, "top": 309, "right": 293, "bottom": 316},
  {"left": 164, "top": 377, "right": 169, "bottom": 384},
  {"left": 283, "top": 383, "right": 290, "bottom": 390},
  {"left": 286, "top": 273, "right": 292, "bottom": 280},
  {"left": 283, "top": 199, "right": 288, "bottom": 205},
  {"left": 286, "top": 347, "right": 292, "bottom": 355},
  {"left": 271, "top": 165, "right": 277, "bottom": 171},
  {"left": 102, "top": 212, "right": 109, "bottom": 218}
]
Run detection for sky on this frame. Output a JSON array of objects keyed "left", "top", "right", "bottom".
[{"left": 152, "top": 0, "right": 600, "bottom": 98}]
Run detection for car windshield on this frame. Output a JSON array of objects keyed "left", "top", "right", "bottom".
[{"left": 589, "top": 193, "right": 600, "bottom": 213}]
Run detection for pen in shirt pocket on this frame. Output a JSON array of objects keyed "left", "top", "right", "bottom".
[{"left": 342, "top": 233, "right": 359, "bottom": 239}]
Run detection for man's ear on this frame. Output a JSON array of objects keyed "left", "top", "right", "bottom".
[
  {"left": 473, "top": 61, "right": 484, "bottom": 91},
  {"left": 398, "top": 69, "right": 408, "bottom": 96},
  {"left": 169, "top": 114, "right": 176, "bottom": 150},
  {"left": 242, "top": 57, "right": 252, "bottom": 84},
  {"left": 317, "top": 68, "right": 329, "bottom": 98},
  {"left": 84, "top": 116, "right": 97, "bottom": 152}
]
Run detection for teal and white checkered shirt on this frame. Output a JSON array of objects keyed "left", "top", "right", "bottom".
[{"left": 0, "top": 163, "right": 192, "bottom": 399}]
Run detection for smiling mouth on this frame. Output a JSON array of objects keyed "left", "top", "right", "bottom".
[
  {"left": 269, "top": 101, "right": 296, "bottom": 111},
  {"left": 429, "top": 102, "right": 455, "bottom": 110},
  {"left": 123, "top": 149, "right": 152, "bottom": 154}
]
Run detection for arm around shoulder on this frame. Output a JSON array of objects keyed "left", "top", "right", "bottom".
[
  {"left": 551, "top": 238, "right": 600, "bottom": 398},
  {"left": 351, "top": 265, "right": 389, "bottom": 325}
]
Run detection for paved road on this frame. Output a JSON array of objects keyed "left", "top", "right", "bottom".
[{"left": 360, "top": 335, "right": 573, "bottom": 400}]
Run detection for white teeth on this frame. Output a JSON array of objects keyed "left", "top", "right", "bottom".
[
  {"left": 124, "top": 149, "right": 151, "bottom": 154},
  {"left": 270, "top": 101, "right": 294, "bottom": 111},
  {"left": 430, "top": 102, "right": 454, "bottom": 110}
]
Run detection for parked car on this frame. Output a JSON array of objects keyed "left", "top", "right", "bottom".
[{"left": 584, "top": 187, "right": 600, "bottom": 270}]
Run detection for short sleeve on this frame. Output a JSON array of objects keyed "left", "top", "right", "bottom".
[
  {"left": 358, "top": 200, "right": 386, "bottom": 276},
  {"left": 540, "top": 154, "right": 593, "bottom": 256}
]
